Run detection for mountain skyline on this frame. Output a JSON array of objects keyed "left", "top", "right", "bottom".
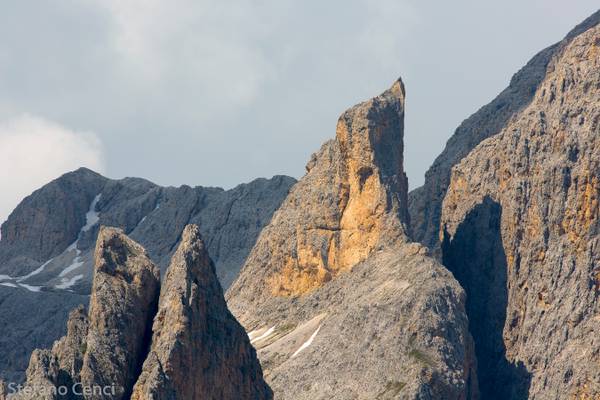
[{"left": 1, "top": 1, "right": 599, "bottom": 225}]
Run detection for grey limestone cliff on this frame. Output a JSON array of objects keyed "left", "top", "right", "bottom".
[
  {"left": 409, "top": 10, "right": 600, "bottom": 250},
  {"left": 227, "top": 80, "right": 477, "bottom": 399},
  {"left": 441, "top": 20, "right": 600, "bottom": 399}
]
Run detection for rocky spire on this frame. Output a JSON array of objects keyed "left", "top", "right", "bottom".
[
  {"left": 226, "top": 80, "right": 477, "bottom": 399},
  {"left": 131, "top": 225, "right": 272, "bottom": 400},
  {"left": 228, "top": 79, "right": 409, "bottom": 316},
  {"left": 78, "top": 227, "right": 161, "bottom": 399},
  {"left": 11, "top": 226, "right": 271, "bottom": 399}
]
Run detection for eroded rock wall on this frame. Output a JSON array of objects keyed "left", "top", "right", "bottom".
[{"left": 441, "top": 23, "right": 600, "bottom": 399}]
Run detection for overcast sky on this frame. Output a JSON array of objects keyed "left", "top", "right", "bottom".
[{"left": 0, "top": 1, "right": 598, "bottom": 224}]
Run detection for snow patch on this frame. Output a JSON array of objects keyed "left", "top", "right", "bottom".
[
  {"left": 0, "top": 274, "right": 12, "bottom": 281},
  {"left": 0, "top": 282, "right": 17, "bottom": 288},
  {"left": 81, "top": 194, "right": 101, "bottom": 232},
  {"left": 55, "top": 274, "right": 84, "bottom": 290},
  {"left": 15, "top": 258, "right": 53, "bottom": 282},
  {"left": 19, "top": 283, "right": 42, "bottom": 292},
  {"left": 249, "top": 326, "right": 276, "bottom": 344},
  {"left": 59, "top": 257, "right": 84, "bottom": 277},
  {"left": 292, "top": 325, "right": 321, "bottom": 358}
]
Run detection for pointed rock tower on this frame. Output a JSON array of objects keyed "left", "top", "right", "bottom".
[
  {"left": 131, "top": 225, "right": 272, "bottom": 400},
  {"left": 226, "top": 80, "right": 477, "bottom": 399},
  {"left": 11, "top": 226, "right": 272, "bottom": 399},
  {"left": 228, "top": 79, "right": 410, "bottom": 317},
  {"left": 79, "top": 227, "right": 161, "bottom": 400}
]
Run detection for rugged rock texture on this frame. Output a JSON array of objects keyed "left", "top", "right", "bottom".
[
  {"left": 0, "top": 169, "right": 107, "bottom": 275},
  {"left": 0, "top": 287, "right": 87, "bottom": 385},
  {"left": 409, "top": 10, "right": 600, "bottom": 250},
  {"left": 227, "top": 80, "right": 477, "bottom": 399},
  {"left": 441, "top": 21, "right": 600, "bottom": 399},
  {"left": 79, "top": 227, "right": 160, "bottom": 399},
  {"left": 229, "top": 79, "right": 409, "bottom": 308},
  {"left": 0, "top": 169, "right": 295, "bottom": 292},
  {"left": 10, "top": 350, "right": 61, "bottom": 400},
  {"left": 8, "top": 305, "right": 90, "bottom": 400},
  {"left": 0, "top": 171, "right": 293, "bottom": 384},
  {"left": 12, "top": 227, "right": 271, "bottom": 400},
  {"left": 131, "top": 225, "right": 272, "bottom": 400},
  {"left": 51, "top": 306, "right": 89, "bottom": 389},
  {"left": 244, "top": 245, "right": 477, "bottom": 400}
]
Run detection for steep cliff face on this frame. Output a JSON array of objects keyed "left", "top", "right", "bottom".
[
  {"left": 0, "top": 169, "right": 107, "bottom": 275},
  {"left": 0, "top": 171, "right": 293, "bottom": 384},
  {"left": 409, "top": 10, "right": 600, "bottom": 250},
  {"left": 12, "top": 226, "right": 271, "bottom": 400},
  {"left": 441, "top": 22, "right": 600, "bottom": 399},
  {"left": 80, "top": 227, "right": 161, "bottom": 400},
  {"left": 131, "top": 225, "right": 271, "bottom": 400},
  {"left": 229, "top": 79, "right": 409, "bottom": 306},
  {"left": 227, "top": 80, "right": 477, "bottom": 399}
]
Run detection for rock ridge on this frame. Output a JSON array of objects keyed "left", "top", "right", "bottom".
[{"left": 409, "top": 9, "right": 600, "bottom": 250}]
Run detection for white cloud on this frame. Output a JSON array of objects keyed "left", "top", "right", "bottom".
[{"left": 0, "top": 114, "right": 105, "bottom": 225}]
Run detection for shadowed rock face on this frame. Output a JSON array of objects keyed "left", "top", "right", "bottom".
[
  {"left": 441, "top": 21, "right": 600, "bottom": 399},
  {"left": 443, "top": 198, "right": 531, "bottom": 399},
  {"left": 0, "top": 288, "right": 88, "bottom": 385},
  {"left": 131, "top": 225, "right": 272, "bottom": 400},
  {"left": 409, "top": 10, "right": 600, "bottom": 251},
  {"left": 227, "top": 80, "right": 477, "bottom": 399},
  {"left": 12, "top": 226, "right": 271, "bottom": 400}
]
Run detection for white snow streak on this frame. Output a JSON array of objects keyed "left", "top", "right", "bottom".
[
  {"left": 81, "top": 194, "right": 101, "bottom": 232},
  {"left": 59, "top": 257, "right": 84, "bottom": 278},
  {"left": 18, "top": 283, "right": 42, "bottom": 292},
  {"left": 249, "top": 327, "right": 276, "bottom": 344},
  {"left": 55, "top": 274, "right": 84, "bottom": 290},
  {"left": 15, "top": 258, "right": 53, "bottom": 282},
  {"left": 292, "top": 325, "right": 321, "bottom": 358},
  {"left": 0, "top": 195, "right": 101, "bottom": 292}
]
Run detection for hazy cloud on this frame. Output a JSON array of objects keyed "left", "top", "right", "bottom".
[
  {"left": 0, "top": 115, "right": 105, "bottom": 224},
  {"left": 0, "top": 0, "right": 598, "bottom": 200}
]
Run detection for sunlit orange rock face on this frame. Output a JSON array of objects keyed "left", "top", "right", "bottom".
[{"left": 228, "top": 79, "right": 409, "bottom": 308}]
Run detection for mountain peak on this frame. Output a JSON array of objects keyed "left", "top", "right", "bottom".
[{"left": 228, "top": 79, "right": 409, "bottom": 310}]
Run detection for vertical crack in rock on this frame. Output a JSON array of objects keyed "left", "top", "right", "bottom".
[
  {"left": 442, "top": 197, "right": 531, "bottom": 399},
  {"left": 441, "top": 20, "right": 600, "bottom": 399}
]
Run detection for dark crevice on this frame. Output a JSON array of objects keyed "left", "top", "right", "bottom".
[{"left": 442, "top": 196, "right": 531, "bottom": 400}]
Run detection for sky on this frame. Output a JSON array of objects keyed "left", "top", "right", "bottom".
[{"left": 0, "top": 1, "right": 598, "bottom": 224}]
